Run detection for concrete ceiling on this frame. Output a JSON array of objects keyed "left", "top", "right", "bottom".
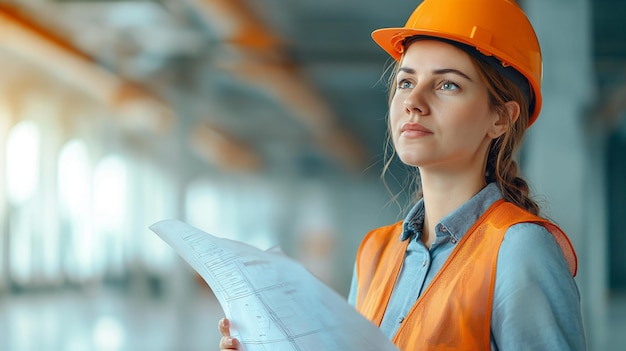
[
  {"left": 0, "top": 0, "right": 624, "bottom": 175},
  {"left": 0, "top": 0, "right": 417, "bottom": 176}
]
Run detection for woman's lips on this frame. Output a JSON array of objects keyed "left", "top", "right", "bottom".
[{"left": 401, "top": 122, "right": 433, "bottom": 137}]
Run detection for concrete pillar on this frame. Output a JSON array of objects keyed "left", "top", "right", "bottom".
[{"left": 524, "top": 0, "right": 606, "bottom": 349}]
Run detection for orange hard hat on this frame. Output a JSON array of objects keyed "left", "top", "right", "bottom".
[{"left": 372, "top": 0, "right": 543, "bottom": 126}]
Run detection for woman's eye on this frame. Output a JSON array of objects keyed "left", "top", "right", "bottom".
[
  {"left": 439, "top": 80, "right": 459, "bottom": 91},
  {"left": 397, "top": 80, "right": 414, "bottom": 89}
]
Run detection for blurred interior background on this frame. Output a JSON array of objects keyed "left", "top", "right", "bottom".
[{"left": 0, "top": 0, "right": 624, "bottom": 350}]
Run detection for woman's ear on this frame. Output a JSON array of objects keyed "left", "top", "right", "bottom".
[{"left": 489, "top": 101, "right": 520, "bottom": 139}]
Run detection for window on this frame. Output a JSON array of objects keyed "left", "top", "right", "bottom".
[
  {"left": 93, "top": 154, "right": 129, "bottom": 279},
  {"left": 58, "top": 139, "right": 96, "bottom": 282},
  {"left": 6, "top": 120, "right": 41, "bottom": 285}
]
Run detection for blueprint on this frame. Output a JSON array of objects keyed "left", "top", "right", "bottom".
[{"left": 149, "top": 219, "right": 399, "bottom": 351}]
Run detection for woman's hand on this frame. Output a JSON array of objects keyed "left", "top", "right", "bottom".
[{"left": 218, "top": 318, "right": 241, "bottom": 350}]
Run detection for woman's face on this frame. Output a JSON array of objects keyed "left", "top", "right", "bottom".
[{"left": 389, "top": 40, "right": 500, "bottom": 173}]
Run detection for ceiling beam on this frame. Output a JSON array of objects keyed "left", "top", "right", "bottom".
[
  {"left": 189, "top": 122, "right": 262, "bottom": 171},
  {"left": 0, "top": 4, "right": 176, "bottom": 134},
  {"left": 185, "top": 0, "right": 369, "bottom": 171}
]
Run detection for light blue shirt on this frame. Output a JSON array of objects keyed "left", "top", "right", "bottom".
[{"left": 348, "top": 183, "right": 587, "bottom": 350}]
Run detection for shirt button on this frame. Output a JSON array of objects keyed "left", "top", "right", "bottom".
[
  {"left": 422, "top": 260, "right": 427, "bottom": 267},
  {"left": 440, "top": 226, "right": 448, "bottom": 233},
  {"left": 451, "top": 238, "right": 458, "bottom": 244},
  {"left": 398, "top": 316, "right": 405, "bottom": 324}
]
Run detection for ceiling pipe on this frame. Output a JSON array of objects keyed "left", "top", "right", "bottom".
[
  {"left": 0, "top": 4, "right": 175, "bottom": 134},
  {"left": 185, "top": 0, "right": 369, "bottom": 171},
  {"left": 186, "top": 0, "right": 281, "bottom": 50}
]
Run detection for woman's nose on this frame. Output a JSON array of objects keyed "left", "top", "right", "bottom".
[{"left": 404, "top": 86, "right": 429, "bottom": 115}]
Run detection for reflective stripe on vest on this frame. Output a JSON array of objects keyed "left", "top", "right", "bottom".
[{"left": 355, "top": 199, "right": 577, "bottom": 350}]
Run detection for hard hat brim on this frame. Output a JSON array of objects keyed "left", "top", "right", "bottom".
[{"left": 372, "top": 27, "right": 479, "bottom": 62}]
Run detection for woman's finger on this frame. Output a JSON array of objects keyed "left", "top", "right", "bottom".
[
  {"left": 218, "top": 318, "right": 231, "bottom": 336},
  {"left": 218, "top": 318, "right": 240, "bottom": 350},
  {"left": 219, "top": 335, "right": 240, "bottom": 350}
]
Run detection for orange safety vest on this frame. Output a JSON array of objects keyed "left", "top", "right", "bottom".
[{"left": 355, "top": 199, "right": 577, "bottom": 351}]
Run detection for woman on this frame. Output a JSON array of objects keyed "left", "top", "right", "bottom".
[{"left": 220, "top": 0, "right": 587, "bottom": 349}]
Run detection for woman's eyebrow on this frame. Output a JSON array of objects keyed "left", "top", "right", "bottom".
[
  {"left": 398, "top": 67, "right": 473, "bottom": 82},
  {"left": 433, "top": 68, "right": 473, "bottom": 81}
]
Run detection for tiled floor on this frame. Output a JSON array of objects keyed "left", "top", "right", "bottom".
[
  {"left": 1, "top": 285, "right": 625, "bottom": 350},
  {"left": 0, "top": 285, "right": 224, "bottom": 351}
]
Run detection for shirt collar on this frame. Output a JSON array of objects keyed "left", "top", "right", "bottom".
[
  {"left": 400, "top": 182, "right": 503, "bottom": 242},
  {"left": 401, "top": 198, "right": 425, "bottom": 241}
]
